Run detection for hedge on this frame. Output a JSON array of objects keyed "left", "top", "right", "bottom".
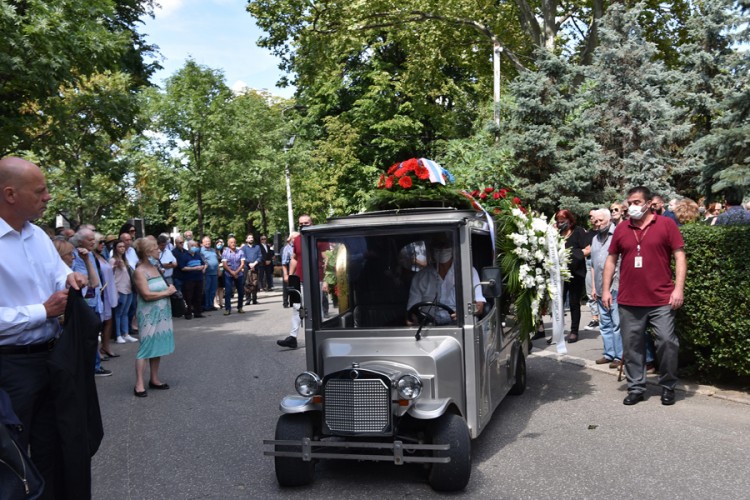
[{"left": 676, "top": 224, "right": 750, "bottom": 379}]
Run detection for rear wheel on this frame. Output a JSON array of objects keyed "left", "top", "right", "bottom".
[
  {"left": 427, "top": 413, "right": 471, "bottom": 492},
  {"left": 274, "top": 413, "right": 315, "bottom": 487},
  {"left": 509, "top": 352, "right": 526, "bottom": 395}
]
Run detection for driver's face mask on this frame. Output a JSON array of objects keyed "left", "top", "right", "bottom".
[{"left": 434, "top": 248, "right": 453, "bottom": 264}]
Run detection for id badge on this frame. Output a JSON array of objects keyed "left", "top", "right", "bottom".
[{"left": 634, "top": 256, "right": 643, "bottom": 268}]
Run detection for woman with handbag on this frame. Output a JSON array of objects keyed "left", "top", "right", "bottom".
[{"left": 132, "top": 237, "right": 177, "bottom": 397}]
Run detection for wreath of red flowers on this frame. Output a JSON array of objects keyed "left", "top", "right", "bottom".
[
  {"left": 466, "top": 187, "right": 526, "bottom": 214},
  {"left": 378, "top": 157, "right": 450, "bottom": 191}
]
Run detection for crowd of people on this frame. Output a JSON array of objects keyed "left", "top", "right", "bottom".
[
  {"left": 2, "top": 152, "right": 749, "bottom": 497},
  {"left": 548, "top": 187, "right": 749, "bottom": 406}
]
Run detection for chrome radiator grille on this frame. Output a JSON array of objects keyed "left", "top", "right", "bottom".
[{"left": 324, "top": 378, "right": 391, "bottom": 434}]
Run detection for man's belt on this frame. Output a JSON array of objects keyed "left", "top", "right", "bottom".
[{"left": 0, "top": 338, "right": 56, "bottom": 355}]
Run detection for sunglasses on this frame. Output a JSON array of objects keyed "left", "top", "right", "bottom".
[{"left": 610, "top": 208, "right": 620, "bottom": 212}]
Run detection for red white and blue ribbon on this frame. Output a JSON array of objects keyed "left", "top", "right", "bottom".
[{"left": 419, "top": 158, "right": 454, "bottom": 185}]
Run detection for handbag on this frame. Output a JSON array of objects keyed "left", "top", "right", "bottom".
[
  {"left": 154, "top": 263, "right": 185, "bottom": 317},
  {"left": 0, "top": 390, "right": 44, "bottom": 500}
]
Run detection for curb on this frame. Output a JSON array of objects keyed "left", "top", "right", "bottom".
[{"left": 529, "top": 349, "right": 750, "bottom": 406}]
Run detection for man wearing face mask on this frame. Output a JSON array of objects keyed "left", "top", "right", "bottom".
[
  {"left": 601, "top": 186, "right": 686, "bottom": 406},
  {"left": 590, "top": 209, "right": 623, "bottom": 369},
  {"left": 176, "top": 240, "right": 207, "bottom": 319},
  {"left": 406, "top": 234, "right": 485, "bottom": 326}
]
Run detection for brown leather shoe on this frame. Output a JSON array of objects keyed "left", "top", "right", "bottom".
[
  {"left": 595, "top": 357, "right": 612, "bottom": 365},
  {"left": 609, "top": 359, "right": 622, "bottom": 369}
]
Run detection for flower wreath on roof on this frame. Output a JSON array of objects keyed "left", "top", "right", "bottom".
[{"left": 367, "top": 158, "right": 474, "bottom": 211}]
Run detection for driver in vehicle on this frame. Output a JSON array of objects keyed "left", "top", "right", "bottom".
[{"left": 406, "top": 234, "right": 485, "bottom": 325}]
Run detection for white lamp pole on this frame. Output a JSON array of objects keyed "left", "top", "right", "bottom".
[
  {"left": 493, "top": 41, "right": 502, "bottom": 139},
  {"left": 284, "top": 135, "right": 296, "bottom": 234}
]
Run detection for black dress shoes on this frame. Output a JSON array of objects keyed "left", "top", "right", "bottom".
[
  {"left": 148, "top": 381, "right": 170, "bottom": 390},
  {"left": 134, "top": 387, "right": 147, "bottom": 398},
  {"left": 623, "top": 392, "right": 644, "bottom": 405},
  {"left": 661, "top": 388, "right": 676, "bottom": 405},
  {"left": 277, "top": 336, "right": 298, "bottom": 348}
]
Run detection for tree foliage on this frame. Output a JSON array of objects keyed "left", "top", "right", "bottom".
[{"left": 0, "top": 0, "right": 158, "bottom": 155}]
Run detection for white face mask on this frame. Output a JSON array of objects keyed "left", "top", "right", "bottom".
[
  {"left": 434, "top": 248, "right": 453, "bottom": 264},
  {"left": 628, "top": 204, "right": 647, "bottom": 220}
]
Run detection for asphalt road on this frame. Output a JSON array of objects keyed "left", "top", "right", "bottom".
[{"left": 92, "top": 289, "right": 750, "bottom": 499}]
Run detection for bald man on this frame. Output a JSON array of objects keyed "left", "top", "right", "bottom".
[{"left": 0, "top": 157, "right": 89, "bottom": 496}]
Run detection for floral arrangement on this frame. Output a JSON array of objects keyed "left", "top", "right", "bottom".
[
  {"left": 368, "top": 158, "right": 472, "bottom": 211},
  {"left": 464, "top": 186, "right": 525, "bottom": 216},
  {"left": 496, "top": 207, "right": 571, "bottom": 337}
]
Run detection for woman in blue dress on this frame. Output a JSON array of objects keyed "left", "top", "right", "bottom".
[{"left": 132, "top": 237, "right": 177, "bottom": 397}]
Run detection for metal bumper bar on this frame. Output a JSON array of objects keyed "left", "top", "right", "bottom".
[{"left": 263, "top": 438, "right": 450, "bottom": 465}]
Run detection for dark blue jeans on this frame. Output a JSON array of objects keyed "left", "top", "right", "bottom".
[
  {"left": 224, "top": 272, "right": 244, "bottom": 311},
  {"left": 203, "top": 274, "right": 218, "bottom": 310}
]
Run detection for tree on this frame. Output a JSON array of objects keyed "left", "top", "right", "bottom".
[
  {"left": 36, "top": 71, "right": 142, "bottom": 227},
  {"left": 684, "top": 0, "right": 750, "bottom": 196},
  {"left": 0, "top": 0, "right": 159, "bottom": 155},
  {"left": 150, "top": 60, "right": 232, "bottom": 236}
]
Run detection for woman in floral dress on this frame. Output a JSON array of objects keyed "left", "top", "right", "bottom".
[{"left": 132, "top": 237, "right": 177, "bottom": 397}]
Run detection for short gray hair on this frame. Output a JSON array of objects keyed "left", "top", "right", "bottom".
[
  {"left": 595, "top": 208, "right": 611, "bottom": 222},
  {"left": 69, "top": 228, "right": 93, "bottom": 247}
]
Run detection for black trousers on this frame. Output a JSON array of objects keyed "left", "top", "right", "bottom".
[
  {"left": 564, "top": 274, "right": 585, "bottom": 335},
  {"left": 0, "top": 352, "right": 67, "bottom": 499},
  {"left": 182, "top": 280, "right": 204, "bottom": 316}
]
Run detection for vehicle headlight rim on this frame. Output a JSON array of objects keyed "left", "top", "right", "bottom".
[
  {"left": 396, "top": 374, "right": 423, "bottom": 400},
  {"left": 295, "top": 371, "right": 322, "bottom": 397}
]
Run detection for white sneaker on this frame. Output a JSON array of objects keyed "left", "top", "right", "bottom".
[
  {"left": 115, "top": 337, "right": 126, "bottom": 344},
  {"left": 123, "top": 334, "right": 139, "bottom": 343}
]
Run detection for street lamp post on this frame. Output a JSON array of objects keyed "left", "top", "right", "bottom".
[
  {"left": 493, "top": 41, "right": 502, "bottom": 133},
  {"left": 284, "top": 135, "right": 296, "bottom": 235}
]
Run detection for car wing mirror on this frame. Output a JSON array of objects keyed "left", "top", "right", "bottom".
[
  {"left": 288, "top": 275, "right": 302, "bottom": 305},
  {"left": 480, "top": 267, "right": 502, "bottom": 298}
]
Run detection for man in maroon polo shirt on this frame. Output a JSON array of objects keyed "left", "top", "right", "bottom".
[{"left": 601, "top": 186, "right": 687, "bottom": 406}]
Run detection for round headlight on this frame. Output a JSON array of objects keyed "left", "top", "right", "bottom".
[
  {"left": 396, "top": 374, "right": 423, "bottom": 400},
  {"left": 295, "top": 371, "right": 322, "bottom": 397}
]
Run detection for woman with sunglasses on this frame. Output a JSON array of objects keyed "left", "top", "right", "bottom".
[{"left": 609, "top": 203, "right": 626, "bottom": 225}]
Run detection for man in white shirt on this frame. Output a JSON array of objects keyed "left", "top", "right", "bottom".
[
  {"left": 120, "top": 230, "right": 139, "bottom": 269},
  {"left": 157, "top": 234, "right": 177, "bottom": 284},
  {"left": 0, "top": 157, "right": 87, "bottom": 495},
  {"left": 406, "top": 234, "right": 485, "bottom": 325}
]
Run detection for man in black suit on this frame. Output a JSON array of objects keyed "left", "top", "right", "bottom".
[{"left": 259, "top": 235, "right": 275, "bottom": 291}]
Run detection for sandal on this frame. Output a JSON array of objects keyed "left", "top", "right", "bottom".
[{"left": 100, "top": 348, "right": 120, "bottom": 358}]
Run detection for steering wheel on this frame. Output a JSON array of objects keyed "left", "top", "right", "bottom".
[{"left": 408, "top": 301, "right": 455, "bottom": 325}]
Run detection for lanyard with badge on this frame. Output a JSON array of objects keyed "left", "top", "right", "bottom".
[{"left": 631, "top": 224, "right": 651, "bottom": 268}]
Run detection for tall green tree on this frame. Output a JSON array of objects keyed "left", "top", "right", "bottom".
[
  {"left": 204, "top": 89, "right": 289, "bottom": 237},
  {"left": 150, "top": 60, "right": 232, "bottom": 236},
  {"left": 0, "top": 0, "right": 158, "bottom": 155},
  {"left": 575, "top": 3, "right": 689, "bottom": 199},
  {"left": 37, "top": 71, "right": 142, "bottom": 226},
  {"left": 684, "top": 0, "right": 750, "bottom": 195}
]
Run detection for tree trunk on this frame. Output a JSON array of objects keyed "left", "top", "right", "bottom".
[{"left": 196, "top": 189, "right": 204, "bottom": 237}]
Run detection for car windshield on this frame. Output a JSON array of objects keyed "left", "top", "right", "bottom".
[{"left": 309, "top": 230, "right": 460, "bottom": 329}]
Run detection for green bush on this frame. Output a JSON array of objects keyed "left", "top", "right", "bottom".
[{"left": 676, "top": 224, "right": 750, "bottom": 379}]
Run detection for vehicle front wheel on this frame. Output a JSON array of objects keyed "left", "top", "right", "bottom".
[
  {"left": 428, "top": 413, "right": 471, "bottom": 492},
  {"left": 274, "top": 413, "right": 315, "bottom": 487},
  {"left": 509, "top": 352, "right": 526, "bottom": 395}
]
